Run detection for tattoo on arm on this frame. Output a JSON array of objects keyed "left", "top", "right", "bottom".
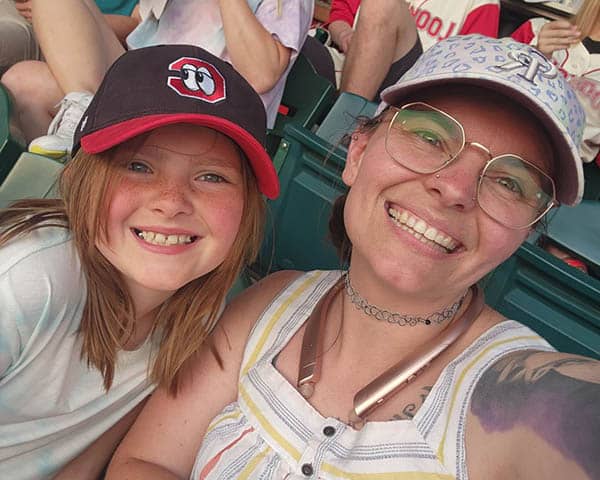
[
  {"left": 390, "top": 386, "right": 432, "bottom": 421},
  {"left": 470, "top": 350, "right": 600, "bottom": 479}
]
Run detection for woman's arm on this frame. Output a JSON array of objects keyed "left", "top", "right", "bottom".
[
  {"left": 218, "top": 0, "right": 292, "bottom": 94},
  {"left": 467, "top": 350, "right": 600, "bottom": 480},
  {"left": 328, "top": 20, "right": 354, "bottom": 53},
  {"left": 106, "top": 270, "right": 301, "bottom": 479},
  {"left": 326, "top": 0, "right": 358, "bottom": 53}
]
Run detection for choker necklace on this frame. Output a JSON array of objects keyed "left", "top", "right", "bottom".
[
  {"left": 297, "top": 274, "right": 484, "bottom": 429},
  {"left": 344, "top": 272, "right": 467, "bottom": 326}
]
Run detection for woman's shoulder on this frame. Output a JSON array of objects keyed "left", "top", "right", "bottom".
[
  {"left": 221, "top": 270, "right": 304, "bottom": 330},
  {"left": 227, "top": 269, "right": 338, "bottom": 315},
  {"left": 466, "top": 349, "right": 600, "bottom": 480},
  {"left": 213, "top": 270, "right": 336, "bottom": 361}
]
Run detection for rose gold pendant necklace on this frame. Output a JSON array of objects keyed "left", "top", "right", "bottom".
[{"left": 297, "top": 274, "right": 484, "bottom": 429}]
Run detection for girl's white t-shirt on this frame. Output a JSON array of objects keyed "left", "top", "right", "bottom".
[{"left": 0, "top": 227, "right": 155, "bottom": 479}]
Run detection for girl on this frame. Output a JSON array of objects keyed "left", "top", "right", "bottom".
[
  {"left": 109, "top": 36, "right": 599, "bottom": 480},
  {"left": 0, "top": 44, "right": 277, "bottom": 479},
  {"left": 512, "top": 0, "right": 600, "bottom": 164}
]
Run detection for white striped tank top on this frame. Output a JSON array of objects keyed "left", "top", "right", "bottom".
[{"left": 191, "top": 270, "right": 554, "bottom": 479}]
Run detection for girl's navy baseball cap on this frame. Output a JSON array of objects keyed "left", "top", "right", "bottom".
[{"left": 72, "top": 44, "right": 279, "bottom": 199}]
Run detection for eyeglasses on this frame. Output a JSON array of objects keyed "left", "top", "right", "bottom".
[{"left": 385, "top": 102, "right": 557, "bottom": 230}]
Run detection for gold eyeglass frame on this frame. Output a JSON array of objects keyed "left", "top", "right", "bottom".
[{"left": 384, "top": 102, "right": 558, "bottom": 230}]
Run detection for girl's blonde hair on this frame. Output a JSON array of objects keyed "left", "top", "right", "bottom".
[
  {"left": 0, "top": 143, "right": 264, "bottom": 395},
  {"left": 573, "top": 0, "right": 600, "bottom": 39}
]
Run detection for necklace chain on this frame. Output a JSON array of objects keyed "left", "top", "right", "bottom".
[{"left": 343, "top": 272, "right": 467, "bottom": 326}]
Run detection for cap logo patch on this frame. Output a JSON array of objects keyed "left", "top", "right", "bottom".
[
  {"left": 495, "top": 50, "right": 558, "bottom": 84},
  {"left": 167, "top": 57, "right": 226, "bottom": 103}
]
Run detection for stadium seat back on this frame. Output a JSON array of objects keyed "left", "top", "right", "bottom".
[
  {"left": 316, "top": 91, "right": 377, "bottom": 147},
  {"left": 0, "top": 152, "right": 63, "bottom": 208},
  {"left": 267, "top": 51, "right": 336, "bottom": 155},
  {"left": 483, "top": 242, "right": 600, "bottom": 358},
  {"left": 543, "top": 201, "right": 600, "bottom": 273},
  {"left": 0, "top": 85, "right": 25, "bottom": 183},
  {"left": 254, "top": 123, "right": 347, "bottom": 275}
]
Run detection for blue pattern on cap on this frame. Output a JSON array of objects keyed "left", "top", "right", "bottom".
[{"left": 378, "top": 34, "right": 586, "bottom": 205}]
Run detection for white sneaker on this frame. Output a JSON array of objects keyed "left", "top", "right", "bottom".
[{"left": 28, "top": 91, "right": 93, "bottom": 158}]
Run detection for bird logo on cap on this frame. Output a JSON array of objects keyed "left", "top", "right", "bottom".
[{"left": 167, "top": 57, "right": 226, "bottom": 103}]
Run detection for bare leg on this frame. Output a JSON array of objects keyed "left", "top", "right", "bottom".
[
  {"left": 1, "top": 60, "right": 63, "bottom": 141},
  {"left": 31, "top": 0, "right": 125, "bottom": 93},
  {"left": 340, "top": 0, "right": 418, "bottom": 100},
  {"left": 1, "top": 0, "right": 126, "bottom": 142}
]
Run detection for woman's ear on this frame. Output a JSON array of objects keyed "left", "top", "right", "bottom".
[{"left": 342, "top": 131, "right": 369, "bottom": 187}]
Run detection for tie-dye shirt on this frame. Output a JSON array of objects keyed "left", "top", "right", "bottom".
[{"left": 127, "top": 0, "right": 314, "bottom": 127}]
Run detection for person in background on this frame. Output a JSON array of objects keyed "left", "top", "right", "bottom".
[
  {"left": 512, "top": 0, "right": 600, "bottom": 164},
  {"left": 1, "top": 0, "right": 312, "bottom": 157},
  {"left": 0, "top": 44, "right": 277, "bottom": 480},
  {"left": 323, "top": 0, "right": 422, "bottom": 101},
  {"left": 107, "top": 35, "right": 598, "bottom": 480},
  {"left": 407, "top": 0, "right": 499, "bottom": 51},
  {"left": 0, "top": 0, "right": 139, "bottom": 74}
]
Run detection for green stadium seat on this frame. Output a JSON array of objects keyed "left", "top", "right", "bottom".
[
  {"left": 543, "top": 201, "right": 600, "bottom": 274},
  {"left": 315, "top": 92, "right": 378, "bottom": 147},
  {"left": 0, "top": 85, "right": 26, "bottom": 183},
  {"left": 0, "top": 152, "right": 63, "bottom": 208},
  {"left": 483, "top": 241, "right": 600, "bottom": 359},
  {"left": 254, "top": 123, "right": 347, "bottom": 276},
  {"left": 266, "top": 52, "right": 336, "bottom": 156},
  {"left": 582, "top": 162, "right": 600, "bottom": 201},
  {"left": 255, "top": 93, "right": 380, "bottom": 276}
]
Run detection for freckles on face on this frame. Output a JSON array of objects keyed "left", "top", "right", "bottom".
[{"left": 96, "top": 124, "right": 246, "bottom": 300}]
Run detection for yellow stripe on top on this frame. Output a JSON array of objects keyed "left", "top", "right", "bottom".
[
  {"left": 321, "top": 462, "right": 455, "bottom": 480},
  {"left": 206, "top": 409, "right": 243, "bottom": 434},
  {"left": 238, "top": 445, "right": 272, "bottom": 480},
  {"left": 437, "top": 335, "right": 542, "bottom": 461},
  {"left": 241, "top": 272, "right": 322, "bottom": 376},
  {"left": 240, "top": 384, "right": 301, "bottom": 462}
]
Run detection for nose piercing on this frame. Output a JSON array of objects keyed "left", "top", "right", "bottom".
[{"left": 435, "top": 173, "right": 441, "bottom": 179}]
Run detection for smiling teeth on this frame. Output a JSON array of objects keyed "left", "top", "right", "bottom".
[
  {"left": 135, "top": 229, "right": 195, "bottom": 246},
  {"left": 388, "top": 208, "right": 459, "bottom": 253}
]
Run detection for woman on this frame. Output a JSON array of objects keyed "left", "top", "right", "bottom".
[
  {"left": 512, "top": 0, "right": 600, "bottom": 164},
  {"left": 0, "top": 44, "right": 276, "bottom": 479},
  {"left": 108, "top": 35, "right": 599, "bottom": 480}
]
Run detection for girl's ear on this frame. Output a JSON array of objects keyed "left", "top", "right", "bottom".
[{"left": 342, "top": 131, "right": 369, "bottom": 187}]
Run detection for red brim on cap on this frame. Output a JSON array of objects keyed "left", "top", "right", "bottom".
[{"left": 80, "top": 113, "right": 279, "bottom": 199}]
